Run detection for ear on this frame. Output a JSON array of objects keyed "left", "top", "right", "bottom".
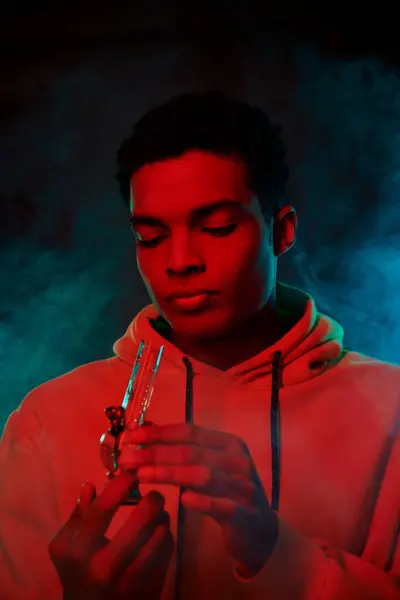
[{"left": 273, "top": 205, "right": 297, "bottom": 256}]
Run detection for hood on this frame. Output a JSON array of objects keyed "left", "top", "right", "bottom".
[{"left": 113, "top": 282, "right": 345, "bottom": 389}]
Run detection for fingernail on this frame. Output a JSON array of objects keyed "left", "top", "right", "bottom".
[
  {"left": 80, "top": 481, "right": 94, "bottom": 507},
  {"left": 81, "top": 481, "right": 90, "bottom": 498},
  {"left": 76, "top": 483, "right": 88, "bottom": 509}
]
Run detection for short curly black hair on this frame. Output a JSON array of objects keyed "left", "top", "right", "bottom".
[{"left": 115, "top": 90, "right": 289, "bottom": 219}]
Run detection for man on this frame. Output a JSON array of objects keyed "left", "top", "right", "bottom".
[{"left": 0, "top": 90, "right": 399, "bottom": 599}]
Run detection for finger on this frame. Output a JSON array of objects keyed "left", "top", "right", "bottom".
[
  {"left": 137, "top": 465, "right": 255, "bottom": 503},
  {"left": 181, "top": 490, "right": 241, "bottom": 520},
  {"left": 126, "top": 423, "right": 247, "bottom": 453},
  {"left": 79, "top": 481, "right": 97, "bottom": 514},
  {"left": 69, "top": 471, "right": 139, "bottom": 563},
  {"left": 181, "top": 491, "right": 279, "bottom": 570},
  {"left": 180, "top": 490, "right": 264, "bottom": 565},
  {"left": 48, "top": 482, "right": 95, "bottom": 562},
  {"left": 119, "top": 444, "right": 251, "bottom": 479},
  {"left": 181, "top": 491, "right": 279, "bottom": 568},
  {"left": 120, "top": 521, "right": 174, "bottom": 598},
  {"left": 90, "top": 470, "right": 138, "bottom": 524},
  {"left": 96, "top": 491, "right": 167, "bottom": 580},
  {"left": 79, "top": 486, "right": 109, "bottom": 554}
]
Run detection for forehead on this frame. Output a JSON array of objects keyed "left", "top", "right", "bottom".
[{"left": 130, "top": 150, "right": 255, "bottom": 216}]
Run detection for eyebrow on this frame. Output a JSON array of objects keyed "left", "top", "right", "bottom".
[{"left": 129, "top": 199, "right": 243, "bottom": 228}]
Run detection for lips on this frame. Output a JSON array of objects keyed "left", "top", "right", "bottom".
[
  {"left": 169, "top": 292, "right": 214, "bottom": 312},
  {"left": 167, "top": 290, "right": 215, "bottom": 301}
]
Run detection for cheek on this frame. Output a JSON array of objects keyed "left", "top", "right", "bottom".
[
  {"left": 136, "top": 254, "right": 161, "bottom": 300},
  {"left": 136, "top": 252, "right": 158, "bottom": 281},
  {"left": 136, "top": 256, "right": 147, "bottom": 288},
  {"left": 219, "top": 233, "right": 267, "bottom": 285},
  {"left": 223, "top": 238, "right": 275, "bottom": 312}
]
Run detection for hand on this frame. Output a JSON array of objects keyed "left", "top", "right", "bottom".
[
  {"left": 48, "top": 471, "right": 174, "bottom": 599},
  {"left": 119, "top": 424, "right": 278, "bottom": 577}
]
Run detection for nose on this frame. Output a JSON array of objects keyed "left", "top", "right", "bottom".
[{"left": 165, "top": 234, "right": 205, "bottom": 276}]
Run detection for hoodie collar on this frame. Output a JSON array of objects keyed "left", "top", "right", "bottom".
[{"left": 113, "top": 282, "right": 344, "bottom": 389}]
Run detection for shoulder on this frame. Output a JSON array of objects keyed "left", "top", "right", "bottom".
[
  {"left": 340, "top": 351, "right": 400, "bottom": 380},
  {"left": 333, "top": 350, "right": 400, "bottom": 424},
  {"left": 15, "top": 356, "right": 131, "bottom": 425}
]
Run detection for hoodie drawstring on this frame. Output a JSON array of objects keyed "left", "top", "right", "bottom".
[
  {"left": 271, "top": 350, "right": 282, "bottom": 512},
  {"left": 173, "top": 357, "right": 194, "bottom": 600},
  {"left": 173, "top": 352, "right": 282, "bottom": 599}
]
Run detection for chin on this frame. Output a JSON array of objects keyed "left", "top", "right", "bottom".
[{"left": 166, "top": 310, "right": 239, "bottom": 341}]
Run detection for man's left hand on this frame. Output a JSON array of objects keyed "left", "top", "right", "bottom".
[{"left": 119, "top": 424, "right": 279, "bottom": 577}]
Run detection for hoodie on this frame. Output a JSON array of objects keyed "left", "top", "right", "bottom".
[{"left": 0, "top": 282, "right": 399, "bottom": 599}]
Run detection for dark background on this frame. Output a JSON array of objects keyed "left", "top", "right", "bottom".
[{"left": 2, "top": 2, "right": 400, "bottom": 429}]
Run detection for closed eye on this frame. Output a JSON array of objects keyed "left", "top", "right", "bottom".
[
  {"left": 135, "top": 224, "right": 237, "bottom": 248},
  {"left": 202, "top": 224, "right": 237, "bottom": 236}
]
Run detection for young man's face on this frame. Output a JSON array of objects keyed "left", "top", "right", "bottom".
[{"left": 130, "top": 150, "right": 278, "bottom": 340}]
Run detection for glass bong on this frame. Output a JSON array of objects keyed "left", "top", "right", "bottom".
[{"left": 99, "top": 341, "right": 165, "bottom": 505}]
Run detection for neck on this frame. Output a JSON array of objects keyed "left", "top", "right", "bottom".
[{"left": 163, "top": 297, "right": 297, "bottom": 371}]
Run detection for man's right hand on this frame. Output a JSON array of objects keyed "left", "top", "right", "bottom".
[{"left": 48, "top": 471, "right": 174, "bottom": 600}]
